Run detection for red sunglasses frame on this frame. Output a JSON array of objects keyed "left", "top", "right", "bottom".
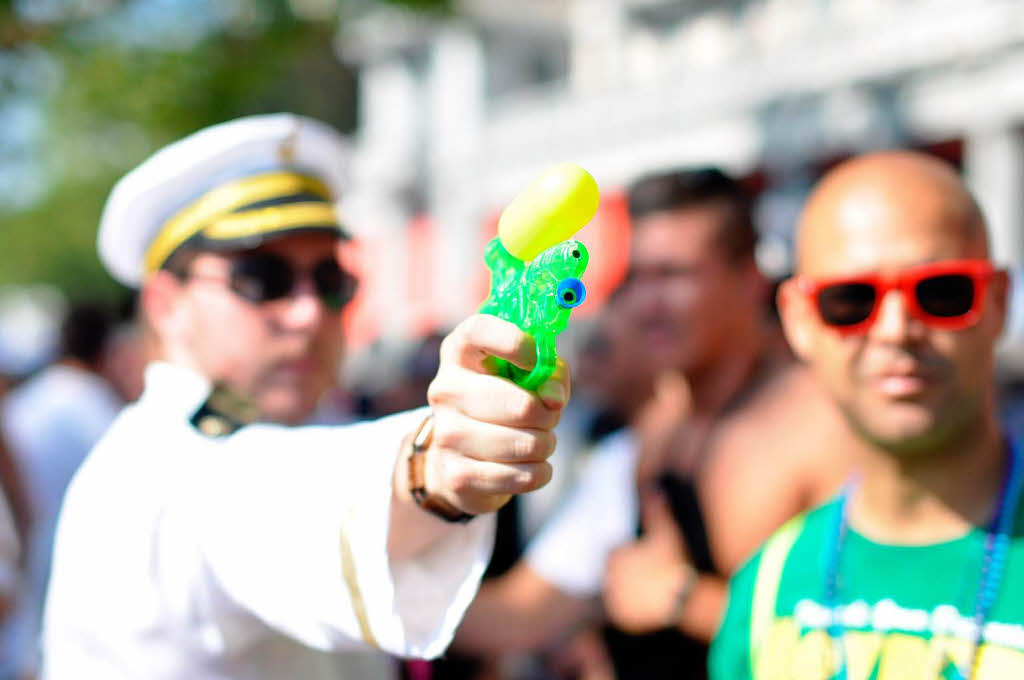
[{"left": 795, "top": 258, "right": 997, "bottom": 336}]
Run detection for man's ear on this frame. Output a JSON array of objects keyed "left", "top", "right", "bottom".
[
  {"left": 140, "top": 270, "right": 186, "bottom": 343},
  {"left": 777, "top": 278, "right": 815, "bottom": 362},
  {"left": 989, "top": 268, "right": 1011, "bottom": 338}
]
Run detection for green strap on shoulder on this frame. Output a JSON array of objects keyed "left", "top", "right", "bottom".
[{"left": 749, "top": 513, "right": 806, "bottom": 678}]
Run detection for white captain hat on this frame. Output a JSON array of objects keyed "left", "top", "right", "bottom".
[{"left": 98, "top": 113, "right": 351, "bottom": 288}]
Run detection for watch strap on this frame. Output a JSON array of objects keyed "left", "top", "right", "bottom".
[{"left": 407, "top": 414, "right": 475, "bottom": 523}]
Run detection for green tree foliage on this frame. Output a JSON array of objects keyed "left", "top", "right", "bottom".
[{"left": 0, "top": 0, "right": 446, "bottom": 298}]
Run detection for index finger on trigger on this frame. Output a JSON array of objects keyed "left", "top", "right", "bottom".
[
  {"left": 440, "top": 314, "right": 537, "bottom": 374},
  {"left": 429, "top": 368, "right": 562, "bottom": 431}
]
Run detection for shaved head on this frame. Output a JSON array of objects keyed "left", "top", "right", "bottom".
[
  {"left": 796, "top": 151, "right": 987, "bottom": 277},
  {"left": 779, "top": 150, "right": 1007, "bottom": 456}
]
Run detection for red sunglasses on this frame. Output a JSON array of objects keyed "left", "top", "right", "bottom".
[{"left": 796, "top": 259, "right": 997, "bottom": 335}]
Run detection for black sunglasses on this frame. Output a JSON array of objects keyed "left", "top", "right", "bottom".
[{"left": 223, "top": 253, "right": 358, "bottom": 310}]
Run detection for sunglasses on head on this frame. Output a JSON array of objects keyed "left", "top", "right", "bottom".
[
  {"left": 796, "top": 259, "right": 996, "bottom": 335},
  {"left": 223, "top": 252, "right": 358, "bottom": 310}
]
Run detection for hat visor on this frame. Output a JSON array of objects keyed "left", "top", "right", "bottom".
[
  {"left": 188, "top": 199, "right": 351, "bottom": 254},
  {"left": 190, "top": 223, "right": 350, "bottom": 255}
]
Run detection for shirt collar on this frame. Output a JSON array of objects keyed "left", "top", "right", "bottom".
[{"left": 140, "top": 361, "right": 213, "bottom": 419}]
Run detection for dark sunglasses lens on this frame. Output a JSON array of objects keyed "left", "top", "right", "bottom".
[
  {"left": 916, "top": 274, "right": 975, "bottom": 318},
  {"left": 817, "top": 283, "right": 877, "bottom": 327},
  {"left": 230, "top": 254, "right": 294, "bottom": 303},
  {"left": 313, "top": 260, "right": 358, "bottom": 310}
]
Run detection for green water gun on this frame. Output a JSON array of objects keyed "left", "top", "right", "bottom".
[{"left": 479, "top": 163, "right": 600, "bottom": 391}]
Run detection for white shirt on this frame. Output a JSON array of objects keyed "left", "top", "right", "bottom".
[
  {"left": 1, "top": 363, "right": 122, "bottom": 674},
  {"left": 42, "top": 362, "right": 494, "bottom": 679},
  {"left": 516, "top": 401, "right": 596, "bottom": 542},
  {"left": 525, "top": 429, "right": 638, "bottom": 597}
]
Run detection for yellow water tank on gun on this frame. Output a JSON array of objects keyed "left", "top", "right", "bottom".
[{"left": 497, "top": 163, "right": 600, "bottom": 261}]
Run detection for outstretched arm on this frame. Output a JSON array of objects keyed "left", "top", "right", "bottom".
[
  {"left": 453, "top": 563, "right": 594, "bottom": 654},
  {"left": 388, "top": 314, "right": 569, "bottom": 560},
  {"left": 179, "top": 315, "right": 570, "bottom": 659}
]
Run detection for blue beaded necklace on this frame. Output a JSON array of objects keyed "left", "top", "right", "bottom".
[{"left": 823, "top": 438, "right": 1023, "bottom": 680}]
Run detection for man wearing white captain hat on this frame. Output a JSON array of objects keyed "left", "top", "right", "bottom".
[{"left": 41, "top": 113, "right": 569, "bottom": 679}]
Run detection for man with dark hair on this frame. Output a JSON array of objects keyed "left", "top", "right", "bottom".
[
  {"left": 450, "top": 167, "right": 855, "bottom": 678},
  {"left": 626, "top": 167, "right": 757, "bottom": 263},
  {"left": 712, "top": 151, "right": 1024, "bottom": 680},
  {"left": 1, "top": 301, "right": 123, "bottom": 677}
]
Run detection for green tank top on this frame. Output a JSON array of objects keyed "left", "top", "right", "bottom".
[{"left": 710, "top": 497, "right": 1024, "bottom": 679}]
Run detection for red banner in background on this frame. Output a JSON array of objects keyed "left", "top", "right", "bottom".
[
  {"left": 406, "top": 215, "right": 442, "bottom": 337},
  {"left": 339, "top": 235, "right": 383, "bottom": 350},
  {"left": 574, "top": 190, "right": 631, "bottom": 315}
]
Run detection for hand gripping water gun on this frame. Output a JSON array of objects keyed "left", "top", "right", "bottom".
[{"left": 479, "top": 163, "right": 600, "bottom": 391}]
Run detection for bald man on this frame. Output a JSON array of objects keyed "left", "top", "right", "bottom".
[{"left": 710, "top": 151, "right": 1024, "bottom": 680}]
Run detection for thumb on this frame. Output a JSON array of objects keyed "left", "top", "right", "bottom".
[{"left": 537, "top": 358, "right": 571, "bottom": 410}]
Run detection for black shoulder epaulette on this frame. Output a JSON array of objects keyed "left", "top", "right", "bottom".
[{"left": 189, "top": 383, "right": 260, "bottom": 438}]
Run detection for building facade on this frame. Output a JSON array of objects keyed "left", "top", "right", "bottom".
[{"left": 335, "top": 0, "right": 1024, "bottom": 354}]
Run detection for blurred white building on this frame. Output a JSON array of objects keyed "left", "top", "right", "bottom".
[{"left": 334, "top": 0, "right": 1024, "bottom": 351}]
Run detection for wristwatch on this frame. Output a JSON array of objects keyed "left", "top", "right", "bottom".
[
  {"left": 407, "top": 414, "right": 475, "bottom": 523},
  {"left": 667, "top": 563, "right": 698, "bottom": 627}
]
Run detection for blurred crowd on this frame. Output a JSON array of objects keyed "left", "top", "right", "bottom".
[
  {"left": 0, "top": 294, "right": 139, "bottom": 677},
  {"left": 1, "top": 158, "right": 1022, "bottom": 680},
  {"left": 6, "top": 0, "right": 1024, "bottom": 675}
]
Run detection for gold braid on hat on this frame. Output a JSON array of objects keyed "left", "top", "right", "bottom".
[{"left": 144, "top": 171, "right": 338, "bottom": 275}]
